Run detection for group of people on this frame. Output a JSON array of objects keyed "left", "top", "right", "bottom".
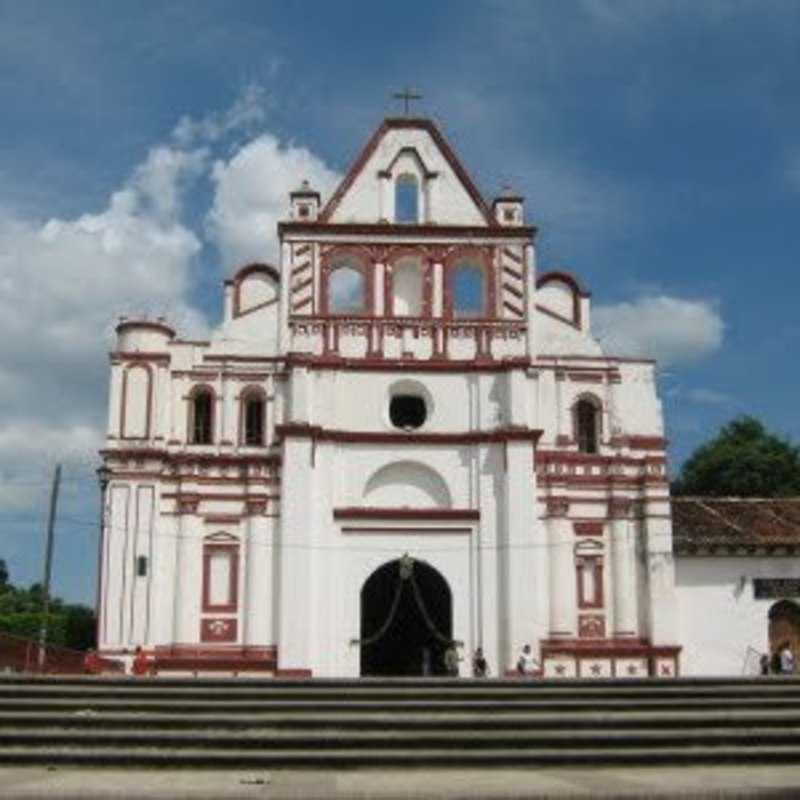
[
  {"left": 438, "top": 642, "right": 539, "bottom": 678},
  {"left": 760, "top": 643, "right": 796, "bottom": 675}
]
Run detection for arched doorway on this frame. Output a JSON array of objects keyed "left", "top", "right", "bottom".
[
  {"left": 769, "top": 599, "right": 800, "bottom": 663},
  {"left": 359, "top": 556, "right": 452, "bottom": 677}
]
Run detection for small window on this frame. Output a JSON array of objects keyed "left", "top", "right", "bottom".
[
  {"left": 577, "top": 557, "right": 603, "bottom": 609},
  {"left": 452, "top": 263, "right": 485, "bottom": 317},
  {"left": 202, "top": 543, "right": 239, "bottom": 612},
  {"left": 244, "top": 395, "right": 265, "bottom": 446},
  {"left": 395, "top": 174, "right": 418, "bottom": 224},
  {"left": 328, "top": 265, "right": 366, "bottom": 314},
  {"left": 576, "top": 399, "right": 599, "bottom": 454},
  {"left": 136, "top": 556, "right": 148, "bottom": 577},
  {"left": 390, "top": 395, "right": 427, "bottom": 430},
  {"left": 191, "top": 389, "right": 213, "bottom": 444}
]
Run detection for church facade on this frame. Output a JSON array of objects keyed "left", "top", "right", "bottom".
[{"left": 98, "top": 117, "right": 682, "bottom": 678}]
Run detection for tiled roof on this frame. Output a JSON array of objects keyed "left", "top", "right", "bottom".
[{"left": 672, "top": 497, "right": 800, "bottom": 555}]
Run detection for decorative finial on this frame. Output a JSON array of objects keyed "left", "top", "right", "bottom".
[{"left": 392, "top": 87, "right": 422, "bottom": 116}]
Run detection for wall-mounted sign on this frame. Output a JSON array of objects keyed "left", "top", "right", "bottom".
[{"left": 753, "top": 578, "right": 800, "bottom": 599}]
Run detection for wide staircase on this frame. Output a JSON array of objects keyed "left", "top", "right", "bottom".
[{"left": 0, "top": 676, "right": 799, "bottom": 768}]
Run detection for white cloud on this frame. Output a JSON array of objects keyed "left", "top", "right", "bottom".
[
  {"left": 207, "top": 134, "right": 340, "bottom": 269},
  {"left": 686, "top": 387, "right": 733, "bottom": 406},
  {"left": 0, "top": 141, "right": 208, "bottom": 490},
  {"left": 0, "top": 84, "right": 344, "bottom": 518},
  {"left": 593, "top": 295, "right": 724, "bottom": 366},
  {"left": 173, "top": 84, "right": 272, "bottom": 148}
]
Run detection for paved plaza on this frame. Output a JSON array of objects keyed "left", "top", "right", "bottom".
[{"left": 2, "top": 765, "right": 800, "bottom": 799}]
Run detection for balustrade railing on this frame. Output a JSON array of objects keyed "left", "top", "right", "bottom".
[{"left": 290, "top": 316, "right": 527, "bottom": 361}]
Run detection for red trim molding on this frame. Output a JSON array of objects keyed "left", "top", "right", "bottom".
[
  {"left": 285, "top": 354, "right": 531, "bottom": 373},
  {"left": 116, "top": 319, "right": 176, "bottom": 338},
  {"left": 334, "top": 507, "right": 479, "bottom": 521},
  {"left": 541, "top": 638, "right": 681, "bottom": 658},
  {"left": 281, "top": 221, "right": 536, "bottom": 238},
  {"left": 342, "top": 526, "right": 470, "bottom": 534},
  {"left": 626, "top": 435, "right": 668, "bottom": 450},
  {"left": 277, "top": 424, "right": 542, "bottom": 446},
  {"left": 574, "top": 522, "right": 604, "bottom": 536}
]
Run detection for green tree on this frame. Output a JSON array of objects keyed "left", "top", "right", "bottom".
[
  {"left": 0, "top": 565, "right": 95, "bottom": 650},
  {"left": 673, "top": 416, "right": 800, "bottom": 497}
]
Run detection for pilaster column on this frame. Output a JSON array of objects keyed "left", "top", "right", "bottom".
[
  {"left": 172, "top": 498, "right": 197, "bottom": 644},
  {"left": 499, "top": 441, "right": 540, "bottom": 669},
  {"left": 244, "top": 498, "right": 268, "bottom": 646},
  {"left": 375, "top": 262, "right": 386, "bottom": 316},
  {"left": 609, "top": 498, "right": 638, "bottom": 637},
  {"left": 433, "top": 261, "right": 444, "bottom": 317},
  {"left": 546, "top": 499, "right": 574, "bottom": 638}
]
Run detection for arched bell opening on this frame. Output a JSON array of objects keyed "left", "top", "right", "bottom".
[{"left": 359, "top": 556, "right": 452, "bottom": 677}]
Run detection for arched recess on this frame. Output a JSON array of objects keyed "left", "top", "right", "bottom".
[
  {"left": 232, "top": 263, "right": 280, "bottom": 317},
  {"left": 360, "top": 557, "right": 452, "bottom": 676},
  {"left": 322, "top": 250, "right": 373, "bottom": 315},
  {"left": 188, "top": 385, "right": 215, "bottom": 445},
  {"left": 391, "top": 256, "right": 425, "bottom": 317},
  {"left": 768, "top": 599, "right": 800, "bottom": 661},
  {"left": 573, "top": 393, "right": 602, "bottom": 454},
  {"left": 363, "top": 461, "right": 452, "bottom": 509},
  {"left": 240, "top": 386, "right": 266, "bottom": 446},
  {"left": 536, "top": 271, "right": 590, "bottom": 327},
  {"left": 445, "top": 248, "right": 494, "bottom": 319},
  {"left": 121, "top": 364, "right": 152, "bottom": 439}
]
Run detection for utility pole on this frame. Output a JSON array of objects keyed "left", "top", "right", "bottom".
[{"left": 38, "top": 463, "right": 62, "bottom": 670}]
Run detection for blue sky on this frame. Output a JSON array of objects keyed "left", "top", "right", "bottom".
[{"left": 2, "top": 0, "right": 800, "bottom": 604}]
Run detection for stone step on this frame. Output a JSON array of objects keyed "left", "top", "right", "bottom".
[
  {"left": 3, "top": 708, "right": 798, "bottom": 730},
  {"left": 0, "top": 744, "right": 799, "bottom": 768},
  {"left": 2, "top": 697, "right": 799, "bottom": 714},
  {"left": 2, "top": 681, "right": 800, "bottom": 700},
  {"left": 0, "top": 726, "right": 797, "bottom": 749},
  {"left": 3, "top": 677, "right": 800, "bottom": 695}
]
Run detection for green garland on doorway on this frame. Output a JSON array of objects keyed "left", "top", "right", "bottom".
[{"left": 350, "top": 554, "right": 458, "bottom": 648}]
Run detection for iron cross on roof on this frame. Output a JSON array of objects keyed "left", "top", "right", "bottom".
[{"left": 392, "top": 87, "right": 422, "bottom": 116}]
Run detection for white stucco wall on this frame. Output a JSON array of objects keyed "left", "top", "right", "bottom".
[{"left": 675, "top": 556, "right": 800, "bottom": 676}]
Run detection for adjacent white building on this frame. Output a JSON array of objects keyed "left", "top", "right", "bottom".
[
  {"left": 98, "top": 115, "right": 721, "bottom": 678},
  {"left": 673, "top": 497, "right": 800, "bottom": 676}
]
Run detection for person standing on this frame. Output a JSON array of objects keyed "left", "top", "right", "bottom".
[
  {"left": 759, "top": 653, "right": 770, "bottom": 676},
  {"left": 780, "top": 643, "right": 796, "bottom": 675},
  {"left": 516, "top": 643, "right": 538, "bottom": 677},
  {"left": 444, "top": 642, "right": 461, "bottom": 677},
  {"left": 472, "top": 647, "right": 489, "bottom": 678}
]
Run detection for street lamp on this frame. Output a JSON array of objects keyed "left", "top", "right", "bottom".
[{"left": 95, "top": 464, "right": 111, "bottom": 649}]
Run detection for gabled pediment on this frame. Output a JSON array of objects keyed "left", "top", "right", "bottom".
[{"left": 320, "top": 118, "right": 495, "bottom": 227}]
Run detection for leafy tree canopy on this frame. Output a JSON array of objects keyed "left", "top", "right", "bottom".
[
  {"left": 673, "top": 416, "right": 800, "bottom": 497},
  {"left": 0, "top": 565, "right": 95, "bottom": 651}
]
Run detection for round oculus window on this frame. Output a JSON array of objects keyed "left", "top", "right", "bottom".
[{"left": 389, "top": 394, "right": 427, "bottom": 430}]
